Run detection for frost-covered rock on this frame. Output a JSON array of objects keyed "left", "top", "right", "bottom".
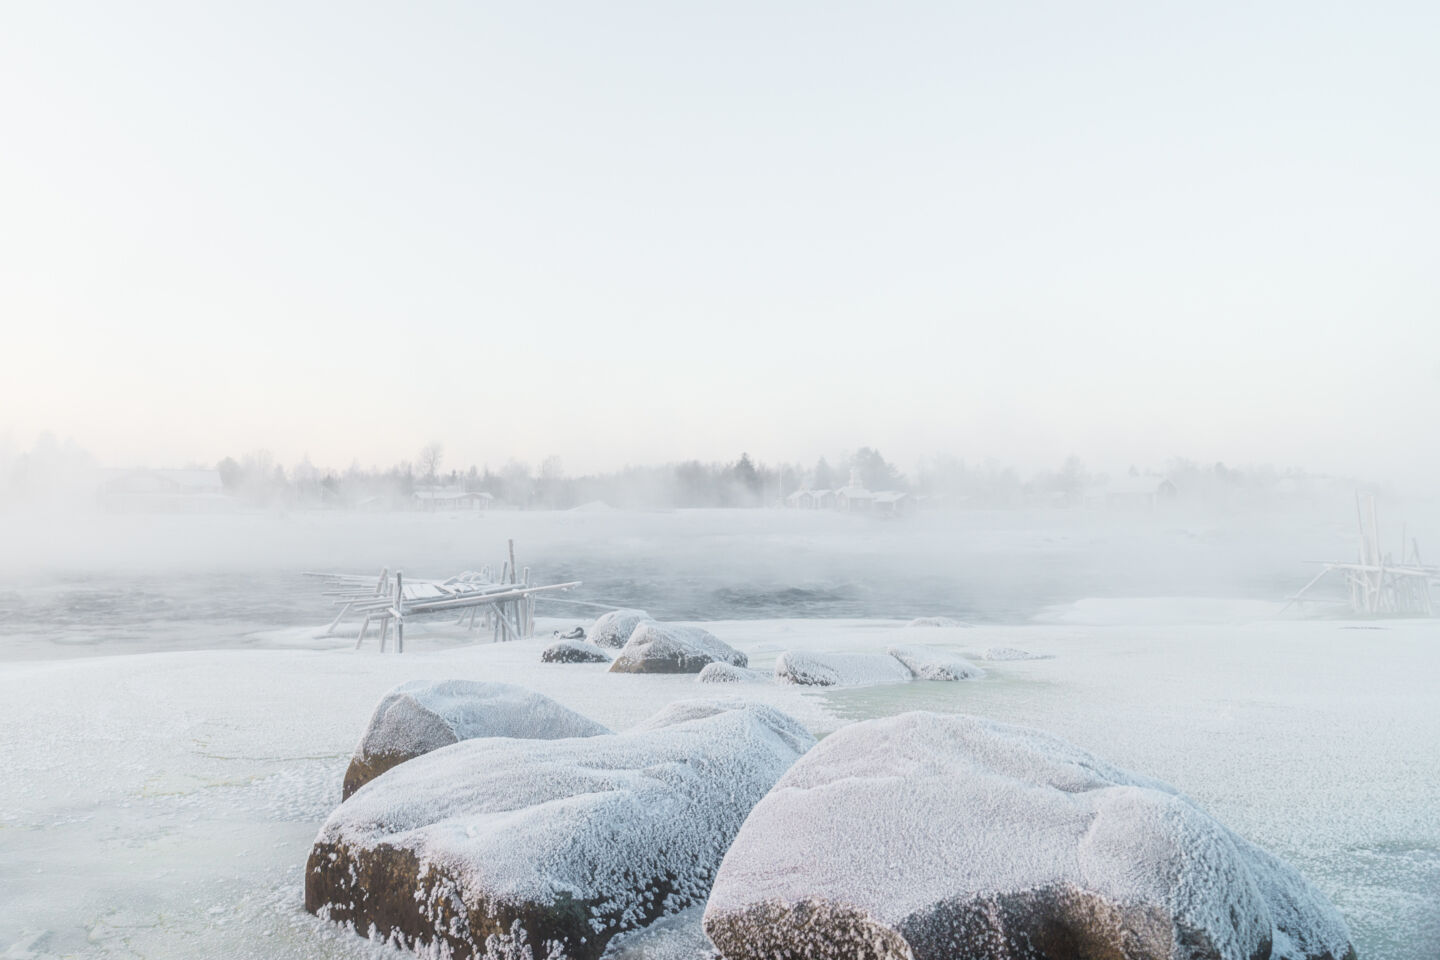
[
  {"left": 886, "top": 645, "right": 985, "bottom": 681},
  {"left": 983, "top": 645, "right": 1051, "bottom": 661},
  {"left": 609, "top": 623, "right": 747, "bottom": 674},
  {"left": 600, "top": 906, "right": 716, "bottom": 960},
  {"left": 773, "top": 651, "right": 913, "bottom": 687},
  {"left": 703, "top": 712, "right": 1354, "bottom": 960},
  {"left": 541, "top": 638, "right": 612, "bottom": 664},
  {"left": 696, "top": 662, "right": 769, "bottom": 684},
  {"left": 308, "top": 698, "right": 814, "bottom": 960},
  {"left": 905, "top": 616, "right": 967, "bottom": 628},
  {"left": 340, "top": 680, "right": 610, "bottom": 800},
  {"left": 590, "top": 609, "right": 652, "bottom": 649},
  {"left": 628, "top": 698, "right": 815, "bottom": 755}
]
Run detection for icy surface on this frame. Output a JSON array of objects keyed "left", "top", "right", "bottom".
[
  {"left": 695, "top": 662, "right": 769, "bottom": 684},
  {"left": 981, "top": 645, "right": 1051, "bottom": 661},
  {"left": 312, "top": 699, "right": 814, "bottom": 955},
  {"left": 610, "top": 623, "right": 747, "bottom": 674},
  {"left": 600, "top": 906, "right": 715, "bottom": 960},
  {"left": 773, "top": 650, "right": 913, "bottom": 687},
  {"left": 1, "top": 574, "right": 1437, "bottom": 960},
  {"left": 705, "top": 712, "right": 1353, "bottom": 960},
  {"left": 590, "top": 609, "right": 652, "bottom": 649},
  {"left": 905, "top": 616, "right": 967, "bottom": 628},
  {"left": 886, "top": 644, "right": 985, "bottom": 681}
]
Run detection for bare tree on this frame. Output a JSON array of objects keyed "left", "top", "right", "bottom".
[{"left": 418, "top": 442, "right": 444, "bottom": 482}]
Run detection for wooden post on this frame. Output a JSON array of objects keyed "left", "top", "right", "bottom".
[
  {"left": 326, "top": 601, "right": 353, "bottom": 637},
  {"left": 508, "top": 540, "right": 519, "bottom": 640},
  {"left": 395, "top": 570, "right": 405, "bottom": 654},
  {"left": 522, "top": 566, "right": 532, "bottom": 637}
]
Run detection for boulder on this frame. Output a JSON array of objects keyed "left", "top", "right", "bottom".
[
  {"left": 886, "top": 645, "right": 985, "bottom": 681},
  {"left": 983, "top": 646, "right": 1051, "bottom": 661},
  {"left": 307, "top": 698, "right": 814, "bottom": 960},
  {"left": 696, "top": 662, "right": 769, "bottom": 684},
  {"left": 341, "top": 680, "right": 610, "bottom": 800},
  {"left": 609, "top": 623, "right": 747, "bottom": 674},
  {"left": 590, "top": 608, "right": 652, "bottom": 649},
  {"left": 703, "top": 712, "right": 1354, "bottom": 960},
  {"left": 541, "top": 638, "right": 612, "bottom": 664},
  {"left": 773, "top": 651, "right": 913, "bottom": 687}
]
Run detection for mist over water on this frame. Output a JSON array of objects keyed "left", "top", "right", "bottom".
[{"left": 0, "top": 500, "right": 1390, "bottom": 660}]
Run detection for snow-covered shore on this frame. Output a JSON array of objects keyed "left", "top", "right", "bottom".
[{"left": 1, "top": 605, "right": 1437, "bottom": 958}]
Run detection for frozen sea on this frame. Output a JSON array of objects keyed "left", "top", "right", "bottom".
[{"left": 0, "top": 506, "right": 1436, "bottom": 959}]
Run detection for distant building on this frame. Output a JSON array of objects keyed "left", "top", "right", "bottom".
[
  {"left": 413, "top": 487, "right": 493, "bottom": 512},
  {"left": 833, "top": 484, "right": 876, "bottom": 512},
  {"left": 871, "top": 490, "right": 911, "bottom": 517},
  {"left": 785, "top": 488, "right": 835, "bottom": 509}
]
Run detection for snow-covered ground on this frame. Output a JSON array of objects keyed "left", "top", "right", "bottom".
[
  {"left": 1, "top": 508, "right": 1437, "bottom": 958},
  {"left": 1, "top": 611, "right": 1436, "bottom": 958}
]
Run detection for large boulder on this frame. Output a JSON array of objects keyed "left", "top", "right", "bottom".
[
  {"left": 703, "top": 712, "right": 1354, "bottom": 960},
  {"left": 887, "top": 645, "right": 985, "bottom": 681},
  {"left": 341, "top": 680, "right": 610, "bottom": 799},
  {"left": 541, "top": 638, "right": 612, "bottom": 663},
  {"left": 589, "top": 608, "right": 652, "bottom": 648},
  {"left": 307, "top": 698, "right": 814, "bottom": 960},
  {"left": 609, "top": 623, "right": 747, "bottom": 674},
  {"left": 773, "top": 651, "right": 913, "bottom": 687}
]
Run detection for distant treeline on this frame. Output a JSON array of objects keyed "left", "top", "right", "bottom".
[
  {"left": 210, "top": 446, "right": 1321, "bottom": 511},
  {"left": 0, "top": 433, "right": 1344, "bottom": 511}
]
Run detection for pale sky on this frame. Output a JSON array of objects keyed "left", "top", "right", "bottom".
[{"left": 2, "top": 2, "right": 1437, "bottom": 479}]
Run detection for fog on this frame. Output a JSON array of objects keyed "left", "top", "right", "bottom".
[{"left": 4, "top": 4, "right": 1439, "bottom": 959}]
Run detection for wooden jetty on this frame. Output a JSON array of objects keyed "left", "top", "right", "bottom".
[
  {"left": 1282, "top": 495, "right": 1439, "bottom": 617},
  {"left": 306, "top": 539, "right": 580, "bottom": 651}
]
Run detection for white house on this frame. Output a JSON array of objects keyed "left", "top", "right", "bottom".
[
  {"left": 786, "top": 488, "right": 835, "bottom": 509},
  {"left": 413, "top": 487, "right": 494, "bottom": 512}
]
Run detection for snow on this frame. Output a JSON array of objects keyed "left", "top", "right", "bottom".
[
  {"left": 354, "top": 679, "right": 611, "bottom": 761},
  {"left": 695, "top": 662, "right": 769, "bottom": 684},
  {"left": 704, "top": 712, "right": 1353, "bottom": 960},
  {"left": 609, "top": 622, "right": 747, "bottom": 674},
  {"left": 599, "top": 906, "right": 713, "bottom": 960},
  {"left": 980, "top": 646, "right": 1052, "bottom": 661},
  {"left": 589, "top": 609, "right": 652, "bottom": 649},
  {"left": 886, "top": 644, "right": 984, "bottom": 681},
  {"left": 312, "top": 699, "right": 813, "bottom": 956},
  {"left": 1037, "top": 596, "right": 1279, "bottom": 626},
  {"left": 773, "top": 650, "right": 914, "bottom": 687},
  {"left": 1, "top": 499, "right": 1437, "bottom": 960}
]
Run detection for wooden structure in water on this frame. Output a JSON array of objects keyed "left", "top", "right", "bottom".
[
  {"left": 1282, "top": 495, "right": 1439, "bottom": 617},
  {"left": 306, "top": 539, "right": 580, "bottom": 652}
]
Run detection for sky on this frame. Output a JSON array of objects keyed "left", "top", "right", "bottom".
[{"left": 1, "top": 2, "right": 1437, "bottom": 480}]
